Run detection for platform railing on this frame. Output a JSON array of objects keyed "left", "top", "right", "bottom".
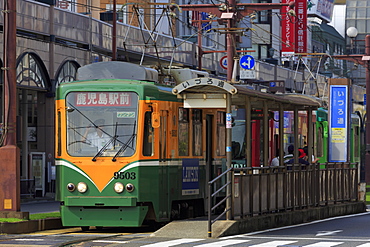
[
  {"left": 207, "top": 162, "right": 358, "bottom": 237},
  {"left": 207, "top": 167, "right": 233, "bottom": 237}
]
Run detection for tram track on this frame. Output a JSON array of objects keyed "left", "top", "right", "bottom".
[
  {"left": 54, "top": 233, "right": 123, "bottom": 247},
  {"left": 0, "top": 228, "right": 153, "bottom": 247}
]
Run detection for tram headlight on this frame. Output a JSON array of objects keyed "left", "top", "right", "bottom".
[
  {"left": 77, "top": 182, "right": 88, "bottom": 193},
  {"left": 67, "top": 183, "right": 76, "bottom": 192},
  {"left": 114, "top": 182, "right": 124, "bottom": 193},
  {"left": 126, "top": 183, "right": 134, "bottom": 193}
]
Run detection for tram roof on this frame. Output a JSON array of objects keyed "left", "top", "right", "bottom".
[{"left": 233, "top": 85, "right": 322, "bottom": 110}]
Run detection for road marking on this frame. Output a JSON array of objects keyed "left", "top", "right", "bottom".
[
  {"left": 141, "top": 238, "right": 204, "bottom": 247},
  {"left": 93, "top": 240, "right": 129, "bottom": 244},
  {"left": 14, "top": 239, "right": 45, "bottom": 241},
  {"left": 239, "top": 212, "right": 370, "bottom": 237},
  {"left": 316, "top": 230, "right": 343, "bottom": 236},
  {"left": 197, "top": 239, "right": 249, "bottom": 246},
  {"left": 304, "top": 242, "right": 344, "bottom": 247},
  {"left": 357, "top": 244, "right": 370, "bottom": 247},
  {"left": 249, "top": 240, "right": 297, "bottom": 246}
]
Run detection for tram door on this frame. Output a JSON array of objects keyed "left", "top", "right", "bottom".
[{"left": 159, "top": 110, "right": 170, "bottom": 219}]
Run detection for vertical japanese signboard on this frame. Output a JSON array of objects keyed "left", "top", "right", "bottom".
[
  {"left": 329, "top": 85, "right": 348, "bottom": 162},
  {"left": 281, "top": 0, "right": 295, "bottom": 61},
  {"left": 295, "top": 0, "right": 307, "bottom": 53}
]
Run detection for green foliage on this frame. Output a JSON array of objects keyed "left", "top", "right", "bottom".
[
  {"left": 29, "top": 212, "right": 60, "bottom": 220},
  {"left": 0, "top": 212, "right": 60, "bottom": 223},
  {"left": 0, "top": 218, "right": 25, "bottom": 223}
]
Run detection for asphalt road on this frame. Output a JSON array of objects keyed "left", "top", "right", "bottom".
[
  {"left": 0, "top": 211, "right": 370, "bottom": 246},
  {"left": 20, "top": 201, "right": 60, "bottom": 214}
]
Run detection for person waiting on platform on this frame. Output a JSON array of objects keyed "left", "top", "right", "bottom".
[
  {"left": 271, "top": 149, "right": 285, "bottom": 166},
  {"left": 284, "top": 145, "right": 309, "bottom": 166},
  {"left": 303, "top": 146, "right": 319, "bottom": 163},
  {"left": 83, "top": 118, "right": 112, "bottom": 150}
]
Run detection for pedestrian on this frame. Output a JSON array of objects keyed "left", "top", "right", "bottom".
[{"left": 284, "top": 145, "right": 310, "bottom": 167}]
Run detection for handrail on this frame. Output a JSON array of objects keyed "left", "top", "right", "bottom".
[{"left": 208, "top": 167, "right": 233, "bottom": 237}]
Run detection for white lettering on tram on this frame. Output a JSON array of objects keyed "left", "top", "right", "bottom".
[{"left": 182, "top": 166, "right": 199, "bottom": 182}]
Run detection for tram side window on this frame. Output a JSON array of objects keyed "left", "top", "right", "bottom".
[
  {"left": 192, "top": 109, "right": 202, "bottom": 156},
  {"left": 217, "top": 111, "right": 226, "bottom": 156},
  {"left": 143, "top": 112, "right": 154, "bottom": 156},
  {"left": 178, "top": 107, "right": 189, "bottom": 156}
]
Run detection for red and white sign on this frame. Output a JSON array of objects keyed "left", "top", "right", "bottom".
[
  {"left": 295, "top": 0, "right": 307, "bottom": 53},
  {"left": 281, "top": 0, "right": 295, "bottom": 55},
  {"left": 220, "top": 56, "right": 228, "bottom": 70},
  {"left": 281, "top": 0, "right": 307, "bottom": 57},
  {"left": 75, "top": 92, "right": 131, "bottom": 107}
]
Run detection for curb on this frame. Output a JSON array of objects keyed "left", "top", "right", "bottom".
[{"left": 0, "top": 218, "right": 63, "bottom": 234}]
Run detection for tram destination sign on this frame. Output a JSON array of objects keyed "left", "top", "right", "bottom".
[
  {"left": 75, "top": 92, "right": 132, "bottom": 107},
  {"left": 172, "top": 77, "right": 237, "bottom": 95}
]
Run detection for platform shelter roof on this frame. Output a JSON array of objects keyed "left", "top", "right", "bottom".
[
  {"left": 172, "top": 79, "right": 322, "bottom": 110},
  {"left": 232, "top": 85, "right": 322, "bottom": 110}
]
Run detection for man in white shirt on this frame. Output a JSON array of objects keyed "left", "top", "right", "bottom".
[{"left": 83, "top": 119, "right": 112, "bottom": 150}]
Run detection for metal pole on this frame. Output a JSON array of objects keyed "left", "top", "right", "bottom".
[
  {"left": 226, "top": 93, "right": 233, "bottom": 220},
  {"left": 0, "top": 0, "right": 21, "bottom": 212},
  {"left": 226, "top": 19, "right": 234, "bottom": 82},
  {"left": 112, "top": 0, "right": 117, "bottom": 61},
  {"left": 263, "top": 101, "right": 269, "bottom": 166},
  {"left": 198, "top": 15, "right": 202, "bottom": 70},
  {"left": 365, "top": 35, "right": 370, "bottom": 183}
]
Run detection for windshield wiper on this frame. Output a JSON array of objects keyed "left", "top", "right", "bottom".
[
  {"left": 112, "top": 121, "right": 136, "bottom": 162},
  {"left": 92, "top": 134, "right": 119, "bottom": 161},
  {"left": 112, "top": 133, "right": 136, "bottom": 162}
]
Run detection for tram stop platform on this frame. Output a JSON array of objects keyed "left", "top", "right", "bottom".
[{"left": 152, "top": 202, "right": 367, "bottom": 238}]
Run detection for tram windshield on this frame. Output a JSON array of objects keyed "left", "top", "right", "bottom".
[{"left": 65, "top": 92, "right": 138, "bottom": 158}]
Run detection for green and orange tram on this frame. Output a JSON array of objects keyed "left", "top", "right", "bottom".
[{"left": 55, "top": 62, "right": 227, "bottom": 229}]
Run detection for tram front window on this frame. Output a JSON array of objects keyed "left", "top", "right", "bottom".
[{"left": 65, "top": 92, "right": 138, "bottom": 157}]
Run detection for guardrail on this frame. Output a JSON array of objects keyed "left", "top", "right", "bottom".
[{"left": 208, "top": 163, "right": 358, "bottom": 237}]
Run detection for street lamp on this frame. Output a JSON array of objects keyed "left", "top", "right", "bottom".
[{"left": 347, "top": 27, "right": 358, "bottom": 54}]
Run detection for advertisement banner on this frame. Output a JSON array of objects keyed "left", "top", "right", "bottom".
[
  {"left": 182, "top": 159, "right": 200, "bottom": 195},
  {"left": 281, "top": 0, "right": 295, "bottom": 56},
  {"left": 307, "top": 0, "right": 335, "bottom": 23},
  {"left": 295, "top": 0, "right": 307, "bottom": 53}
]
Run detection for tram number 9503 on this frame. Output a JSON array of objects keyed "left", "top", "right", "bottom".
[{"left": 113, "top": 172, "right": 136, "bottom": 180}]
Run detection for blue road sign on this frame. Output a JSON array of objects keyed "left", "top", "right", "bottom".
[{"left": 239, "top": 55, "right": 255, "bottom": 70}]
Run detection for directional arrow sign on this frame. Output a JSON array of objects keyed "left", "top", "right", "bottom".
[{"left": 240, "top": 55, "right": 255, "bottom": 70}]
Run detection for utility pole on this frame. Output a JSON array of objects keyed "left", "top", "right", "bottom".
[
  {"left": 179, "top": 1, "right": 294, "bottom": 221},
  {"left": 0, "top": 0, "right": 21, "bottom": 214}
]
